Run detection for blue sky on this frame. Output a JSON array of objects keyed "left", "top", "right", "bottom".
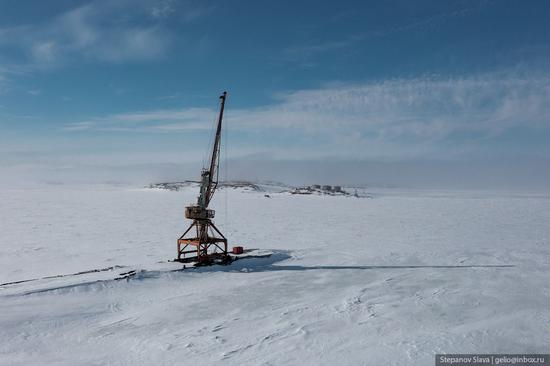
[{"left": 1, "top": 0, "right": 550, "bottom": 187}]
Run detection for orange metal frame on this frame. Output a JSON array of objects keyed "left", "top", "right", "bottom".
[{"left": 177, "top": 219, "right": 228, "bottom": 264}]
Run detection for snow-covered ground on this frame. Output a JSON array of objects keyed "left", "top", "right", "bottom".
[{"left": 1, "top": 184, "right": 549, "bottom": 365}]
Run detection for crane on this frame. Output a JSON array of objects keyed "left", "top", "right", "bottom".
[{"left": 176, "top": 91, "right": 230, "bottom": 265}]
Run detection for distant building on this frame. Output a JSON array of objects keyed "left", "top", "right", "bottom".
[
  {"left": 333, "top": 186, "right": 342, "bottom": 192},
  {"left": 322, "top": 185, "right": 332, "bottom": 191},
  {"left": 312, "top": 184, "right": 321, "bottom": 189}
]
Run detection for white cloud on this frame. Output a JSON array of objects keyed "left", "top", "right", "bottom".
[
  {"left": 62, "top": 122, "right": 95, "bottom": 131},
  {"left": 0, "top": 0, "right": 182, "bottom": 67},
  {"left": 30, "top": 41, "right": 57, "bottom": 63},
  {"left": 0, "top": 73, "right": 6, "bottom": 94},
  {"left": 27, "top": 89, "right": 42, "bottom": 96},
  {"left": 62, "top": 107, "right": 216, "bottom": 132},
  {"left": 0, "top": 65, "right": 31, "bottom": 94},
  {"left": 56, "top": 3, "right": 171, "bottom": 62},
  {"left": 151, "top": 0, "right": 176, "bottom": 19},
  {"left": 69, "top": 73, "right": 550, "bottom": 134},
  {"left": 62, "top": 73, "right": 550, "bottom": 159},
  {"left": 6, "top": 71, "right": 550, "bottom": 187}
]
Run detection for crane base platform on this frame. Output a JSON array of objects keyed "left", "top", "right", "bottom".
[
  {"left": 172, "top": 249, "right": 272, "bottom": 267},
  {"left": 173, "top": 252, "right": 232, "bottom": 266}
]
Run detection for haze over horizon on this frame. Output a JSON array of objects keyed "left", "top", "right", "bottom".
[{"left": 1, "top": 0, "right": 550, "bottom": 190}]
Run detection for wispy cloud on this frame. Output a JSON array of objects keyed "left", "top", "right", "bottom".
[
  {"left": 284, "top": 4, "right": 482, "bottom": 63},
  {"left": 63, "top": 72, "right": 550, "bottom": 158},
  {"left": 27, "top": 89, "right": 41, "bottom": 96},
  {"left": 0, "top": 0, "right": 203, "bottom": 68},
  {"left": 151, "top": 0, "right": 176, "bottom": 19},
  {"left": 62, "top": 107, "right": 217, "bottom": 132},
  {"left": 0, "top": 64, "right": 32, "bottom": 94},
  {"left": 62, "top": 122, "right": 95, "bottom": 132},
  {"left": 0, "top": 72, "right": 6, "bottom": 95}
]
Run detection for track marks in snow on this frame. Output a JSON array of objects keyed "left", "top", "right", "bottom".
[
  {"left": 211, "top": 324, "right": 224, "bottom": 332},
  {"left": 0, "top": 265, "right": 126, "bottom": 287},
  {"left": 219, "top": 323, "right": 309, "bottom": 361},
  {"left": 221, "top": 344, "right": 254, "bottom": 359},
  {"left": 93, "top": 316, "right": 140, "bottom": 338}
]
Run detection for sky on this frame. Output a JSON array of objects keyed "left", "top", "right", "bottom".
[{"left": 1, "top": 0, "right": 550, "bottom": 189}]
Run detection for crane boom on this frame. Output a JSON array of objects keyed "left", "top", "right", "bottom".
[
  {"left": 203, "top": 91, "right": 227, "bottom": 208},
  {"left": 191, "top": 91, "right": 227, "bottom": 218}
]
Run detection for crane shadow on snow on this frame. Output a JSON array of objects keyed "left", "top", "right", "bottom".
[
  {"left": 194, "top": 250, "right": 515, "bottom": 274},
  {"left": 5, "top": 250, "right": 514, "bottom": 297}
]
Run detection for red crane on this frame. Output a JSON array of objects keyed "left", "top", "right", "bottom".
[{"left": 176, "top": 91, "right": 230, "bottom": 265}]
